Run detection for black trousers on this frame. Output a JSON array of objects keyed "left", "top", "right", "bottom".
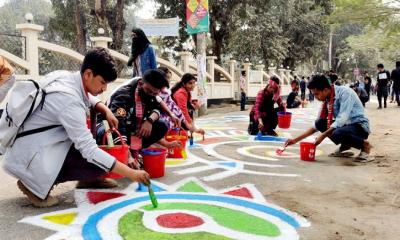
[
  {"left": 240, "top": 92, "right": 246, "bottom": 110},
  {"left": 96, "top": 120, "right": 168, "bottom": 148},
  {"left": 56, "top": 145, "right": 108, "bottom": 183},
  {"left": 394, "top": 88, "right": 400, "bottom": 105},
  {"left": 301, "top": 91, "right": 306, "bottom": 101},
  {"left": 377, "top": 87, "right": 388, "bottom": 107},
  {"left": 248, "top": 108, "right": 279, "bottom": 135},
  {"left": 315, "top": 119, "right": 368, "bottom": 150}
]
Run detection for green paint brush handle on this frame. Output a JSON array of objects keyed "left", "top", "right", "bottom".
[{"left": 148, "top": 186, "right": 158, "bottom": 208}]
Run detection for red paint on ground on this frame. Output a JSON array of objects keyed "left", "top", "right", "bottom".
[
  {"left": 157, "top": 213, "right": 204, "bottom": 228},
  {"left": 87, "top": 191, "right": 126, "bottom": 204},
  {"left": 223, "top": 187, "right": 253, "bottom": 199},
  {"left": 198, "top": 137, "right": 228, "bottom": 145}
]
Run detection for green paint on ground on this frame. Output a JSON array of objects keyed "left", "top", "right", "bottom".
[
  {"left": 176, "top": 181, "right": 208, "bottom": 193},
  {"left": 233, "top": 135, "right": 250, "bottom": 141},
  {"left": 142, "top": 202, "right": 280, "bottom": 237},
  {"left": 118, "top": 210, "right": 229, "bottom": 240}
]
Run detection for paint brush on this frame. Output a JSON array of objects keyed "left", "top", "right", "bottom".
[
  {"left": 148, "top": 185, "right": 158, "bottom": 208},
  {"left": 189, "top": 132, "right": 194, "bottom": 146},
  {"left": 276, "top": 146, "right": 286, "bottom": 156}
]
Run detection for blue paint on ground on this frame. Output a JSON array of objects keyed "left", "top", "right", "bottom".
[
  {"left": 255, "top": 135, "right": 287, "bottom": 142},
  {"left": 82, "top": 193, "right": 301, "bottom": 240},
  {"left": 136, "top": 183, "right": 165, "bottom": 192},
  {"left": 217, "top": 162, "right": 237, "bottom": 168}
]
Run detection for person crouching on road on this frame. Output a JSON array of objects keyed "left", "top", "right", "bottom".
[
  {"left": 286, "top": 80, "right": 304, "bottom": 109},
  {"left": 3, "top": 48, "right": 151, "bottom": 208},
  {"left": 97, "top": 69, "right": 176, "bottom": 169},
  {"left": 248, "top": 76, "right": 285, "bottom": 136},
  {"left": 285, "top": 75, "right": 374, "bottom": 162},
  {"left": 171, "top": 73, "right": 205, "bottom": 136}
]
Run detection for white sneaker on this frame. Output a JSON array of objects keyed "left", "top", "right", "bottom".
[
  {"left": 355, "top": 151, "right": 375, "bottom": 163},
  {"left": 328, "top": 147, "right": 354, "bottom": 157}
]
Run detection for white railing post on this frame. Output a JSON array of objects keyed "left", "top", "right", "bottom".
[
  {"left": 90, "top": 36, "right": 112, "bottom": 49},
  {"left": 16, "top": 23, "right": 44, "bottom": 80},
  {"left": 228, "top": 59, "right": 236, "bottom": 99},
  {"left": 179, "top": 51, "right": 191, "bottom": 73},
  {"left": 243, "top": 62, "right": 251, "bottom": 96},
  {"left": 278, "top": 67, "right": 287, "bottom": 84},
  {"left": 255, "top": 64, "right": 265, "bottom": 89},
  {"left": 268, "top": 66, "right": 277, "bottom": 78},
  {"left": 285, "top": 69, "right": 292, "bottom": 82},
  {"left": 206, "top": 56, "right": 217, "bottom": 98}
]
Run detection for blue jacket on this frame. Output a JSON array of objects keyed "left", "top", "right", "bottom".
[
  {"left": 315, "top": 86, "right": 370, "bottom": 133},
  {"left": 128, "top": 45, "right": 157, "bottom": 77}
]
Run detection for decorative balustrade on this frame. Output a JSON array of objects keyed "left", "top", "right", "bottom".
[{"left": 0, "top": 21, "right": 297, "bottom": 107}]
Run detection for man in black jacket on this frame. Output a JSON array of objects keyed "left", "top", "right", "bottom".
[
  {"left": 391, "top": 61, "right": 400, "bottom": 106},
  {"left": 97, "top": 69, "right": 169, "bottom": 153},
  {"left": 376, "top": 63, "right": 391, "bottom": 109}
]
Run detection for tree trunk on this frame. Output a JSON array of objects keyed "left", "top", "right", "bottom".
[
  {"left": 74, "top": 0, "right": 87, "bottom": 54},
  {"left": 109, "top": 0, "right": 126, "bottom": 50}
]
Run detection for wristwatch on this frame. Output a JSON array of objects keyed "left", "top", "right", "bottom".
[{"left": 144, "top": 117, "right": 154, "bottom": 124}]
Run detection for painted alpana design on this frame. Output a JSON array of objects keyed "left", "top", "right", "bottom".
[
  {"left": 21, "top": 178, "right": 310, "bottom": 240},
  {"left": 166, "top": 105, "right": 330, "bottom": 181}
]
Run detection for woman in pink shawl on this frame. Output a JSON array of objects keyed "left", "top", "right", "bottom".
[{"left": 248, "top": 76, "right": 286, "bottom": 136}]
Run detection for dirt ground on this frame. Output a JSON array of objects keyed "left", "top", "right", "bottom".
[{"left": 0, "top": 98, "right": 399, "bottom": 239}]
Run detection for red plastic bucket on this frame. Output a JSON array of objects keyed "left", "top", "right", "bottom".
[
  {"left": 277, "top": 111, "right": 292, "bottom": 129},
  {"left": 167, "top": 128, "right": 187, "bottom": 137},
  {"left": 100, "top": 129, "right": 129, "bottom": 179},
  {"left": 300, "top": 142, "right": 316, "bottom": 161},
  {"left": 166, "top": 134, "right": 188, "bottom": 158},
  {"left": 141, "top": 148, "right": 168, "bottom": 178}
]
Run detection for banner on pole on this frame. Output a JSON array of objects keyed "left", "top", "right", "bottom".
[
  {"left": 186, "top": 0, "right": 209, "bottom": 34},
  {"left": 136, "top": 17, "right": 180, "bottom": 37}
]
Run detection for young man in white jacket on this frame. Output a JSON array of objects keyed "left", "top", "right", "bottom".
[{"left": 2, "top": 48, "right": 150, "bottom": 207}]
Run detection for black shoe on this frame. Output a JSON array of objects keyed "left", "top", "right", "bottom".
[{"left": 377, "top": 106, "right": 382, "bottom": 109}]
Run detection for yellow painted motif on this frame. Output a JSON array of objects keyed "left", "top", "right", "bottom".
[
  {"left": 166, "top": 159, "right": 187, "bottom": 166},
  {"left": 42, "top": 212, "right": 78, "bottom": 225}
]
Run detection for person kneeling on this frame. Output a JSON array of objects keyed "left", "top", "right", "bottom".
[
  {"left": 248, "top": 76, "right": 285, "bottom": 136},
  {"left": 286, "top": 80, "right": 304, "bottom": 109},
  {"left": 285, "top": 75, "right": 374, "bottom": 162},
  {"left": 97, "top": 69, "right": 171, "bottom": 169}
]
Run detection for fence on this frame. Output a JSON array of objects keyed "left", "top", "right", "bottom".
[{"left": 0, "top": 22, "right": 295, "bottom": 105}]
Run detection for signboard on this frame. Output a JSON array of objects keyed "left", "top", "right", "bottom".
[
  {"left": 136, "top": 17, "right": 179, "bottom": 37},
  {"left": 186, "top": 0, "right": 209, "bottom": 34}
]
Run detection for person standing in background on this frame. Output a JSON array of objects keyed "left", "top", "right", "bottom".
[
  {"left": 127, "top": 28, "right": 157, "bottom": 77},
  {"left": 300, "top": 76, "right": 306, "bottom": 101},
  {"left": 364, "top": 75, "right": 372, "bottom": 99},
  {"left": 376, "top": 63, "right": 391, "bottom": 109},
  {"left": 240, "top": 71, "right": 247, "bottom": 111},
  {"left": 390, "top": 61, "right": 400, "bottom": 107}
]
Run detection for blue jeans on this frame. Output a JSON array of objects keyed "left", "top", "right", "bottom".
[
  {"left": 315, "top": 119, "right": 368, "bottom": 149},
  {"left": 240, "top": 92, "right": 246, "bottom": 110}
]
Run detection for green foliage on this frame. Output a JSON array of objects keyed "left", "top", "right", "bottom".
[
  {"left": 0, "top": 0, "right": 53, "bottom": 34},
  {"left": 330, "top": 0, "right": 400, "bottom": 77},
  {"left": 154, "top": 0, "right": 333, "bottom": 68}
]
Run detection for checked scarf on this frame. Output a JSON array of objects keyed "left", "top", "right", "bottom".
[
  {"left": 135, "top": 80, "right": 144, "bottom": 129},
  {"left": 319, "top": 85, "right": 335, "bottom": 129}
]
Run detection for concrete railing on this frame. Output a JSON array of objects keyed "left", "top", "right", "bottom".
[{"left": 0, "top": 22, "right": 296, "bottom": 104}]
